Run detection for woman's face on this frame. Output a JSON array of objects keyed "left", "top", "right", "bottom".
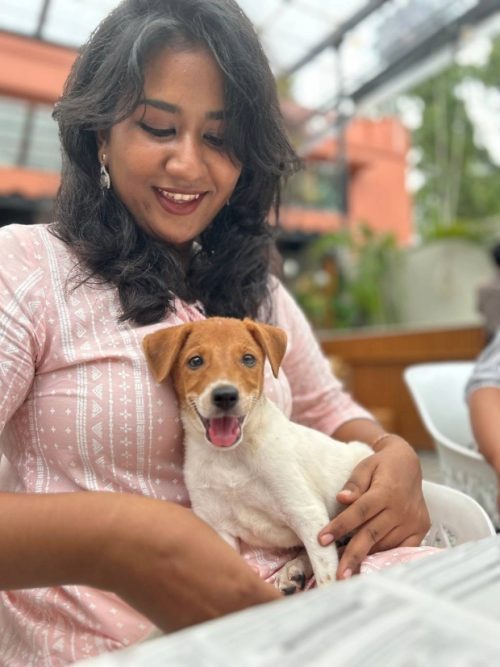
[{"left": 99, "top": 47, "right": 242, "bottom": 250}]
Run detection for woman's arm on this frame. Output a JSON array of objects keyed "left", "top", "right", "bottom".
[
  {"left": 0, "top": 491, "right": 280, "bottom": 631},
  {"left": 318, "top": 419, "right": 430, "bottom": 580}
]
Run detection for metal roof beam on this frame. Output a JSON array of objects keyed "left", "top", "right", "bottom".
[
  {"left": 350, "top": 0, "right": 500, "bottom": 105},
  {"left": 283, "top": 0, "right": 392, "bottom": 76}
]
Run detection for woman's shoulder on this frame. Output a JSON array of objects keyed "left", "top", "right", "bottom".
[
  {"left": 1, "top": 222, "right": 51, "bottom": 253},
  {"left": 0, "top": 222, "right": 69, "bottom": 264},
  {"left": 1, "top": 221, "right": 47, "bottom": 239},
  {"left": 0, "top": 223, "right": 74, "bottom": 289},
  {"left": 267, "top": 275, "right": 304, "bottom": 323}
]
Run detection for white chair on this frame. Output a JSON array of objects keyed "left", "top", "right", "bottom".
[
  {"left": 422, "top": 479, "right": 495, "bottom": 547},
  {"left": 404, "top": 361, "right": 499, "bottom": 527}
]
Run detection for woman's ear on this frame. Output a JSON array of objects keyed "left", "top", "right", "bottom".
[{"left": 96, "top": 130, "right": 108, "bottom": 157}]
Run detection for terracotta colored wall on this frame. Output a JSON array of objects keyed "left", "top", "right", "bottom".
[
  {"left": 0, "top": 31, "right": 76, "bottom": 104},
  {"left": 0, "top": 32, "right": 75, "bottom": 197},
  {"left": 347, "top": 119, "right": 412, "bottom": 245},
  {"left": 283, "top": 118, "right": 413, "bottom": 245},
  {"left": 0, "top": 166, "right": 59, "bottom": 200}
]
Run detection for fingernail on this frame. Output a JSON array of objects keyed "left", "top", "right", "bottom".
[
  {"left": 342, "top": 568, "right": 353, "bottom": 579},
  {"left": 320, "top": 534, "right": 334, "bottom": 546}
]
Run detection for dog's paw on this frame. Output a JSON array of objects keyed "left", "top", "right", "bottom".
[{"left": 274, "top": 553, "right": 313, "bottom": 596}]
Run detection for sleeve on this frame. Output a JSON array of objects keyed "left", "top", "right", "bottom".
[
  {"left": 465, "top": 331, "right": 500, "bottom": 399},
  {"left": 269, "top": 279, "right": 374, "bottom": 435},
  {"left": 0, "top": 225, "right": 46, "bottom": 435}
]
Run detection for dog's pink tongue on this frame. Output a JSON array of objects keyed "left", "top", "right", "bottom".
[{"left": 208, "top": 417, "right": 241, "bottom": 448}]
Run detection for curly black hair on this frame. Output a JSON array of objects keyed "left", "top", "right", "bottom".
[{"left": 52, "top": 0, "right": 301, "bottom": 325}]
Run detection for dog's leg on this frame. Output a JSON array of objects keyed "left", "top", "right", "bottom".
[
  {"left": 285, "top": 505, "right": 339, "bottom": 587},
  {"left": 301, "top": 538, "right": 338, "bottom": 586},
  {"left": 274, "top": 549, "right": 313, "bottom": 595}
]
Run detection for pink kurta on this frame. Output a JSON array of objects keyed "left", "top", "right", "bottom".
[{"left": 0, "top": 223, "right": 374, "bottom": 666}]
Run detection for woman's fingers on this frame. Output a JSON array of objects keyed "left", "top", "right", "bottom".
[
  {"left": 334, "top": 508, "right": 398, "bottom": 579},
  {"left": 318, "top": 456, "right": 379, "bottom": 545},
  {"left": 336, "top": 522, "right": 425, "bottom": 580},
  {"left": 319, "top": 490, "right": 382, "bottom": 547},
  {"left": 333, "top": 510, "right": 425, "bottom": 579}
]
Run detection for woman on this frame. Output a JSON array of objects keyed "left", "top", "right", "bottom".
[{"left": 0, "top": 0, "right": 429, "bottom": 664}]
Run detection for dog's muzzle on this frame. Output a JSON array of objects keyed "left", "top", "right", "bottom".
[{"left": 198, "top": 385, "right": 244, "bottom": 448}]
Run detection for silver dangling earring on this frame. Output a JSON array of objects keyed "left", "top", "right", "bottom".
[{"left": 100, "top": 153, "right": 111, "bottom": 190}]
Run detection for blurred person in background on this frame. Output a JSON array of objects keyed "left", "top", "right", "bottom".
[
  {"left": 476, "top": 242, "right": 500, "bottom": 339},
  {"left": 467, "top": 333, "right": 500, "bottom": 509}
]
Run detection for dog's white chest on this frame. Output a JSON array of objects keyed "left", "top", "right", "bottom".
[{"left": 184, "top": 444, "right": 301, "bottom": 548}]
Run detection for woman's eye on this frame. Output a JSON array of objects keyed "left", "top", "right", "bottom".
[
  {"left": 205, "top": 134, "right": 224, "bottom": 148},
  {"left": 242, "top": 354, "right": 256, "bottom": 368},
  {"left": 139, "top": 122, "right": 175, "bottom": 138},
  {"left": 187, "top": 355, "right": 204, "bottom": 369}
]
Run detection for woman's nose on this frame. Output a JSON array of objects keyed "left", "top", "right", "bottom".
[{"left": 166, "top": 136, "right": 207, "bottom": 181}]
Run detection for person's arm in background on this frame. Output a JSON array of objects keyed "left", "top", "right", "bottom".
[
  {"left": 466, "top": 330, "right": 500, "bottom": 509},
  {"left": 272, "top": 281, "right": 429, "bottom": 580},
  {"left": 469, "top": 387, "right": 500, "bottom": 507}
]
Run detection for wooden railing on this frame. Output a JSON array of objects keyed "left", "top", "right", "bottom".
[{"left": 318, "top": 324, "right": 486, "bottom": 449}]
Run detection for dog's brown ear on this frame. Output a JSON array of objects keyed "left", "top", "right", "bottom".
[
  {"left": 245, "top": 320, "right": 287, "bottom": 378},
  {"left": 142, "top": 324, "right": 192, "bottom": 383}
]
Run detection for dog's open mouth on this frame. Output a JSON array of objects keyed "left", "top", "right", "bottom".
[{"left": 203, "top": 416, "right": 244, "bottom": 448}]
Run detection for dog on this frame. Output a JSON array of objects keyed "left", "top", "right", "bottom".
[{"left": 143, "top": 317, "right": 373, "bottom": 592}]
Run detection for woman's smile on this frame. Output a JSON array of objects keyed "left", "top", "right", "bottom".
[{"left": 154, "top": 187, "right": 207, "bottom": 216}]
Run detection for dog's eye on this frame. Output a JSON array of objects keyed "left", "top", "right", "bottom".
[
  {"left": 242, "top": 354, "right": 256, "bottom": 367},
  {"left": 187, "top": 355, "right": 204, "bottom": 369}
]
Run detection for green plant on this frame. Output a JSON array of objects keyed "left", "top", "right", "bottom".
[
  {"left": 291, "top": 224, "right": 401, "bottom": 329},
  {"left": 408, "top": 36, "right": 500, "bottom": 240}
]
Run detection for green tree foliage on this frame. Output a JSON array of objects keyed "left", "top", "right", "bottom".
[
  {"left": 292, "top": 225, "right": 401, "bottom": 329},
  {"left": 409, "top": 36, "right": 500, "bottom": 241}
]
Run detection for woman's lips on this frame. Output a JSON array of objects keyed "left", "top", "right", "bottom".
[{"left": 154, "top": 188, "right": 207, "bottom": 216}]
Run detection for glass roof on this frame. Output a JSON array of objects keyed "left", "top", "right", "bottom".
[
  {"left": 1, "top": 0, "right": 497, "bottom": 112},
  {"left": 1, "top": 0, "right": 499, "bottom": 174}
]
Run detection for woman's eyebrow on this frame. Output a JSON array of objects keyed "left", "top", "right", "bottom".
[{"left": 141, "top": 98, "right": 225, "bottom": 120}]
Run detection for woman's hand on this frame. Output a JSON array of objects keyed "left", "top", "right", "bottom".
[
  {"left": 318, "top": 435, "right": 430, "bottom": 580},
  {"left": 95, "top": 494, "right": 281, "bottom": 632}
]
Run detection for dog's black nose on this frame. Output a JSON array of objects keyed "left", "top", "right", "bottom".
[{"left": 212, "top": 385, "right": 239, "bottom": 410}]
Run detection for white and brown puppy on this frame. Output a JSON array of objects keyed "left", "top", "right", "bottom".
[{"left": 143, "top": 317, "right": 373, "bottom": 592}]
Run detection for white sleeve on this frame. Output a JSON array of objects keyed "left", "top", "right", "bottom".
[{"left": 465, "top": 331, "right": 500, "bottom": 398}]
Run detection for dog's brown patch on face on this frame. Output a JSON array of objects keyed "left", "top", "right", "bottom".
[
  {"left": 143, "top": 317, "right": 287, "bottom": 447},
  {"left": 172, "top": 319, "right": 265, "bottom": 405}
]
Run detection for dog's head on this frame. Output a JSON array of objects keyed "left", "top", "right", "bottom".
[{"left": 143, "top": 317, "right": 287, "bottom": 450}]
